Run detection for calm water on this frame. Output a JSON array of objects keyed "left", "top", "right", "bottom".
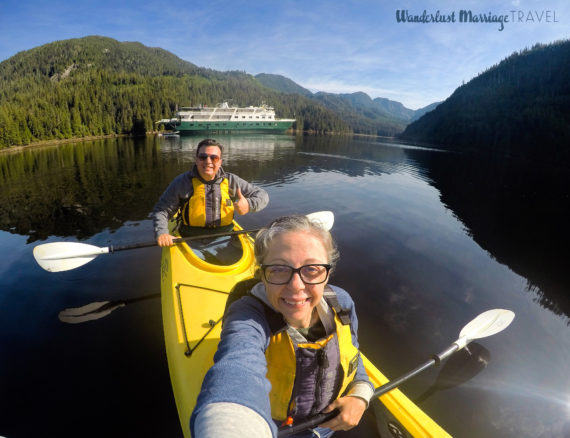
[{"left": 1, "top": 135, "right": 569, "bottom": 438}]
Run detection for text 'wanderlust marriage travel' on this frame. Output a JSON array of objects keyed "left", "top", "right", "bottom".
[{"left": 396, "top": 9, "right": 559, "bottom": 31}]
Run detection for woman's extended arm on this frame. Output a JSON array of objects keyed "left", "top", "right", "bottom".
[{"left": 190, "top": 297, "right": 277, "bottom": 437}]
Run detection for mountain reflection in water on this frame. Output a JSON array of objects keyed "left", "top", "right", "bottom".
[
  {"left": 424, "top": 150, "right": 570, "bottom": 321},
  {"left": 1, "top": 134, "right": 569, "bottom": 438}
]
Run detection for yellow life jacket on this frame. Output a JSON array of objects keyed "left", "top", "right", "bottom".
[
  {"left": 182, "top": 177, "right": 234, "bottom": 227},
  {"left": 264, "top": 292, "right": 360, "bottom": 421}
]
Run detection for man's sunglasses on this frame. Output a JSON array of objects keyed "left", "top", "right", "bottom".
[{"left": 197, "top": 153, "right": 221, "bottom": 163}]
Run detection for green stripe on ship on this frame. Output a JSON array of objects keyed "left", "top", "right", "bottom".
[{"left": 175, "top": 120, "right": 294, "bottom": 134}]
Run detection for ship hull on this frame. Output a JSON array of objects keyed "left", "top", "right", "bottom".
[{"left": 164, "top": 119, "right": 294, "bottom": 134}]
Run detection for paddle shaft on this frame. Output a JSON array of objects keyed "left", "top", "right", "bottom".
[
  {"left": 34, "top": 211, "right": 334, "bottom": 272},
  {"left": 109, "top": 228, "right": 261, "bottom": 252},
  {"left": 277, "top": 344, "right": 459, "bottom": 437},
  {"left": 372, "top": 344, "right": 458, "bottom": 398}
]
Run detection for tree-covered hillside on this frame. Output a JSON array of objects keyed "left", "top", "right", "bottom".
[
  {"left": 255, "top": 73, "right": 313, "bottom": 97},
  {"left": 0, "top": 36, "right": 350, "bottom": 149},
  {"left": 311, "top": 91, "right": 408, "bottom": 136},
  {"left": 400, "top": 40, "right": 570, "bottom": 160},
  {"left": 256, "top": 73, "right": 424, "bottom": 136}
]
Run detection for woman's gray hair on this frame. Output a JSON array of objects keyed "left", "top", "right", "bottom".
[{"left": 254, "top": 215, "right": 339, "bottom": 271}]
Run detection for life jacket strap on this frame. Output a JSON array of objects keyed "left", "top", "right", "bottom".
[{"left": 323, "top": 287, "right": 351, "bottom": 325}]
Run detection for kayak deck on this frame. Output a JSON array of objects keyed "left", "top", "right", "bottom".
[
  {"left": 161, "top": 224, "right": 450, "bottom": 438},
  {"left": 363, "top": 354, "right": 451, "bottom": 437},
  {"left": 161, "top": 224, "right": 257, "bottom": 438}
]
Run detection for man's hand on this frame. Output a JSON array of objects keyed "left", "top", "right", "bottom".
[
  {"left": 319, "top": 396, "right": 367, "bottom": 431},
  {"left": 157, "top": 233, "right": 177, "bottom": 247},
  {"left": 234, "top": 188, "right": 250, "bottom": 215}
]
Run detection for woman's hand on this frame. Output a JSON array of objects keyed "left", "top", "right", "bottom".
[{"left": 319, "top": 396, "right": 367, "bottom": 431}]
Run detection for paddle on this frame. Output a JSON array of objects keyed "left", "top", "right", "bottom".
[
  {"left": 277, "top": 308, "right": 515, "bottom": 437},
  {"left": 33, "top": 210, "right": 335, "bottom": 272}
]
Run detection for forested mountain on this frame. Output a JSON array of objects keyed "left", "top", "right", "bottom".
[
  {"left": 311, "top": 92, "right": 407, "bottom": 136},
  {"left": 256, "top": 73, "right": 440, "bottom": 136},
  {"left": 255, "top": 73, "right": 313, "bottom": 97},
  {"left": 400, "top": 40, "right": 570, "bottom": 160},
  {"left": 371, "top": 96, "right": 415, "bottom": 121},
  {"left": 0, "top": 36, "right": 351, "bottom": 149}
]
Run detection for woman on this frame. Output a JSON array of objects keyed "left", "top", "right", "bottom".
[{"left": 190, "top": 215, "right": 373, "bottom": 437}]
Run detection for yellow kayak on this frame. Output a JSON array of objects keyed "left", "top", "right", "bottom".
[{"left": 160, "top": 221, "right": 451, "bottom": 438}]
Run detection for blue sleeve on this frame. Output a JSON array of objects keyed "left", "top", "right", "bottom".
[
  {"left": 190, "top": 297, "right": 277, "bottom": 437},
  {"left": 328, "top": 285, "right": 373, "bottom": 389}
]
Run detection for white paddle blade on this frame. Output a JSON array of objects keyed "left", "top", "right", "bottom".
[
  {"left": 455, "top": 309, "right": 515, "bottom": 349},
  {"left": 306, "top": 211, "right": 334, "bottom": 231},
  {"left": 33, "top": 242, "right": 109, "bottom": 272}
]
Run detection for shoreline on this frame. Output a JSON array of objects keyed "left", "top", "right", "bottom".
[
  {"left": 0, "top": 131, "right": 406, "bottom": 155},
  {"left": 0, "top": 134, "right": 128, "bottom": 155}
]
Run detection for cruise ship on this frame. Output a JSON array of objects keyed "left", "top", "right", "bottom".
[{"left": 156, "top": 102, "right": 295, "bottom": 134}]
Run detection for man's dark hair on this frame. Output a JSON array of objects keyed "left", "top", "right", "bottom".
[{"left": 196, "top": 139, "right": 224, "bottom": 156}]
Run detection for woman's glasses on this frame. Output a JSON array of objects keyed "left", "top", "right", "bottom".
[
  {"left": 260, "top": 264, "right": 331, "bottom": 285},
  {"left": 197, "top": 153, "right": 221, "bottom": 163}
]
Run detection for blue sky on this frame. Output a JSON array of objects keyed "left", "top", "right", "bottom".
[{"left": 0, "top": 0, "right": 567, "bottom": 109}]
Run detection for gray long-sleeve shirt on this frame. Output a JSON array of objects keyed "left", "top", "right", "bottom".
[{"left": 152, "top": 165, "right": 269, "bottom": 238}]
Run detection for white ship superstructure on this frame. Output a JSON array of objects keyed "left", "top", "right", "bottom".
[{"left": 157, "top": 102, "right": 295, "bottom": 134}]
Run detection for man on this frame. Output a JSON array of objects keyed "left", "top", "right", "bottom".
[{"left": 152, "top": 138, "right": 269, "bottom": 247}]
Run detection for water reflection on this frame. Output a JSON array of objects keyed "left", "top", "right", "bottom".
[
  {"left": 158, "top": 134, "right": 297, "bottom": 178},
  {"left": 0, "top": 135, "right": 295, "bottom": 242},
  {"left": 0, "top": 138, "right": 165, "bottom": 242},
  {"left": 422, "top": 151, "right": 570, "bottom": 323},
  {"left": 1, "top": 135, "right": 568, "bottom": 321},
  {"left": 2, "top": 134, "right": 570, "bottom": 438},
  {"left": 58, "top": 293, "right": 161, "bottom": 324},
  {"left": 414, "top": 343, "right": 490, "bottom": 404},
  {"left": 297, "top": 138, "right": 569, "bottom": 324}
]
